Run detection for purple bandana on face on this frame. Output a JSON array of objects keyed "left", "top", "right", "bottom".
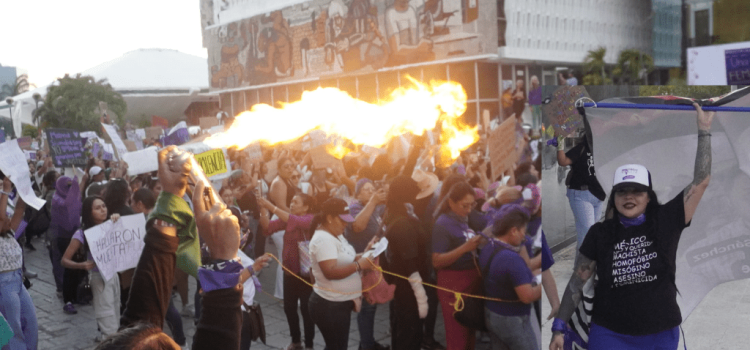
[{"left": 620, "top": 213, "right": 646, "bottom": 228}]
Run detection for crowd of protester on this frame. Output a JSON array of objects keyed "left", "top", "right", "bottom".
[{"left": 0, "top": 112, "right": 552, "bottom": 350}]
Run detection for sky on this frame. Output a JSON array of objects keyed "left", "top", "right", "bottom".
[{"left": 2, "top": 0, "right": 207, "bottom": 87}]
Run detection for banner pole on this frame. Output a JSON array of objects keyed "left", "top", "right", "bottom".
[{"left": 582, "top": 102, "right": 750, "bottom": 112}]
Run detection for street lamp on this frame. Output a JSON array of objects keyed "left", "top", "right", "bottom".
[
  {"left": 32, "top": 92, "right": 41, "bottom": 129},
  {"left": 5, "top": 97, "right": 13, "bottom": 139}
]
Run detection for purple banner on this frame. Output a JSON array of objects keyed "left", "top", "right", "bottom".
[{"left": 160, "top": 127, "right": 190, "bottom": 147}]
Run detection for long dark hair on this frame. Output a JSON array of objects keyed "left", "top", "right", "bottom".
[
  {"left": 104, "top": 178, "right": 130, "bottom": 218},
  {"left": 433, "top": 181, "right": 475, "bottom": 219},
  {"left": 604, "top": 188, "right": 660, "bottom": 221},
  {"left": 295, "top": 193, "right": 318, "bottom": 214},
  {"left": 82, "top": 196, "right": 106, "bottom": 230}
]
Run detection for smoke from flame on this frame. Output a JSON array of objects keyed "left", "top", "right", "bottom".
[{"left": 204, "top": 76, "right": 478, "bottom": 164}]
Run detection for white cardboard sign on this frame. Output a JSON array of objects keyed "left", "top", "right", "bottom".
[
  {"left": 123, "top": 147, "right": 159, "bottom": 176},
  {"left": 84, "top": 214, "right": 147, "bottom": 282},
  {"left": 102, "top": 123, "right": 128, "bottom": 160},
  {"left": 0, "top": 140, "right": 46, "bottom": 210}
]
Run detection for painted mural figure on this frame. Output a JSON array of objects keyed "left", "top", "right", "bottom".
[
  {"left": 325, "top": 0, "right": 388, "bottom": 72},
  {"left": 211, "top": 22, "right": 244, "bottom": 88},
  {"left": 384, "top": 0, "right": 435, "bottom": 67},
  {"left": 255, "top": 11, "right": 294, "bottom": 78}
]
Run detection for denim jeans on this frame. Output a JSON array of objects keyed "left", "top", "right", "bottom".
[
  {"left": 284, "top": 274, "right": 314, "bottom": 347},
  {"left": 309, "top": 291, "right": 353, "bottom": 350},
  {"left": 46, "top": 236, "right": 64, "bottom": 291},
  {"left": 588, "top": 322, "right": 679, "bottom": 350},
  {"left": 0, "top": 269, "right": 38, "bottom": 350},
  {"left": 165, "top": 298, "right": 186, "bottom": 346},
  {"left": 357, "top": 298, "right": 378, "bottom": 349},
  {"left": 484, "top": 308, "right": 538, "bottom": 350},
  {"left": 567, "top": 189, "right": 604, "bottom": 252}
]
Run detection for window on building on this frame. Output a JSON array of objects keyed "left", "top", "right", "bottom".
[
  {"left": 694, "top": 9, "right": 710, "bottom": 46},
  {"left": 497, "top": 0, "right": 506, "bottom": 46},
  {"left": 273, "top": 86, "right": 287, "bottom": 105},
  {"left": 245, "top": 90, "right": 258, "bottom": 110},
  {"left": 357, "top": 75, "right": 377, "bottom": 104},
  {"left": 258, "top": 88, "right": 272, "bottom": 106},
  {"left": 288, "top": 84, "right": 305, "bottom": 103},
  {"left": 338, "top": 77, "right": 357, "bottom": 98},
  {"left": 449, "top": 62, "right": 476, "bottom": 101},
  {"left": 377, "top": 71, "right": 399, "bottom": 101}
]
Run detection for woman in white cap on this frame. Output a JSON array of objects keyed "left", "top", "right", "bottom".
[{"left": 550, "top": 104, "right": 715, "bottom": 350}]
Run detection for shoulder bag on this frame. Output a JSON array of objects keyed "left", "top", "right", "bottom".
[{"left": 453, "top": 245, "right": 503, "bottom": 332}]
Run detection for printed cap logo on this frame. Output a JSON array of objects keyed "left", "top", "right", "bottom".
[{"left": 623, "top": 175, "right": 635, "bottom": 180}]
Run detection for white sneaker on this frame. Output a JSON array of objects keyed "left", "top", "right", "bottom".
[{"left": 180, "top": 305, "right": 195, "bottom": 318}]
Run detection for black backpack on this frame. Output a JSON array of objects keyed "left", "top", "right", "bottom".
[{"left": 23, "top": 200, "right": 52, "bottom": 238}]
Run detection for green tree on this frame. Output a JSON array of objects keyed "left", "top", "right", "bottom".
[
  {"left": 612, "top": 49, "right": 654, "bottom": 85},
  {"left": 33, "top": 74, "right": 126, "bottom": 132},
  {"left": 582, "top": 47, "right": 612, "bottom": 85},
  {"left": 0, "top": 74, "right": 31, "bottom": 100},
  {"left": 22, "top": 124, "right": 38, "bottom": 138}
]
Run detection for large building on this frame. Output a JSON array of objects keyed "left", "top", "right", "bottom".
[{"left": 199, "top": 0, "right": 673, "bottom": 126}]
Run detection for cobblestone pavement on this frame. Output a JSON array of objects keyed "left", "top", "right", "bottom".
[{"left": 23, "top": 237, "right": 495, "bottom": 350}]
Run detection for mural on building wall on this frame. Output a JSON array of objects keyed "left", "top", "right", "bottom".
[{"left": 202, "top": 0, "right": 495, "bottom": 89}]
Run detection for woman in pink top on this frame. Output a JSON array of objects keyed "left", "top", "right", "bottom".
[{"left": 258, "top": 193, "right": 318, "bottom": 350}]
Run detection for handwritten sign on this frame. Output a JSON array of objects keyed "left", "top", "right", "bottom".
[
  {"left": 126, "top": 130, "right": 140, "bottom": 142},
  {"left": 725, "top": 48, "right": 750, "bottom": 85},
  {"left": 144, "top": 126, "right": 163, "bottom": 141},
  {"left": 123, "top": 140, "right": 137, "bottom": 152},
  {"left": 46, "top": 128, "right": 87, "bottom": 167},
  {"left": 84, "top": 214, "right": 147, "bottom": 282},
  {"left": 200, "top": 117, "right": 220, "bottom": 130},
  {"left": 16, "top": 137, "right": 32, "bottom": 150},
  {"left": 0, "top": 140, "right": 46, "bottom": 210},
  {"left": 123, "top": 147, "right": 159, "bottom": 176},
  {"left": 135, "top": 128, "right": 146, "bottom": 140},
  {"left": 489, "top": 117, "right": 517, "bottom": 181},
  {"left": 194, "top": 148, "right": 229, "bottom": 178},
  {"left": 542, "top": 86, "right": 590, "bottom": 137},
  {"left": 80, "top": 131, "right": 98, "bottom": 140},
  {"left": 310, "top": 145, "right": 342, "bottom": 170},
  {"left": 24, "top": 150, "right": 36, "bottom": 160},
  {"left": 102, "top": 123, "right": 128, "bottom": 159},
  {"left": 244, "top": 142, "right": 263, "bottom": 162}
]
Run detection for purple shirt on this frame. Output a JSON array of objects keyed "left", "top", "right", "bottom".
[
  {"left": 72, "top": 229, "right": 98, "bottom": 272},
  {"left": 528, "top": 86, "right": 542, "bottom": 105},
  {"left": 432, "top": 212, "right": 477, "bottom": 270},
  {"left": 479, "top": 241, "right": 533, "bottom": 316}
]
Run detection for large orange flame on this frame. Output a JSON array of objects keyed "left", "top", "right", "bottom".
[{"left": 204, "top": 76, "right": 479, "bottom": 164}]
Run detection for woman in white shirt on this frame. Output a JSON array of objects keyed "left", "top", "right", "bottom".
[{"left": 308, "top": 198, "right": 376, "bottom": 350}]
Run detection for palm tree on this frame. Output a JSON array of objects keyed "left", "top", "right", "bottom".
[
  {"left": 0, "top": 74, "right": 32, "bottom": 100},
  {"left": 582, "top": 47, "right": 611, "bottom": 85},
  {"left": 612, "top": 49, "right": 654, "bottom": 85}
]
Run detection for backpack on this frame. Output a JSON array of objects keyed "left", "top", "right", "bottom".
[{"left": 23, "top": 200, "right": 51, "bottom": 238}]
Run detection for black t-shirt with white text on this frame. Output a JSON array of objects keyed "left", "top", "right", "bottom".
[
  {"left": 566, "top": 139, "right": 606, "bottom": 201},
  {"left": 579, "top": 192, "right": 689, "bottom": 335}
]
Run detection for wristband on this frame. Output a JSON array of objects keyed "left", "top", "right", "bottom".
[
  {"left": 354, "top": 260, "right": 362, "bottom": 275},
  {"left": 551, "top": 318, "right": 567, "bottom": 333},
  {"left": 199, "top": 258, "right": 244, "bottom": 293}
]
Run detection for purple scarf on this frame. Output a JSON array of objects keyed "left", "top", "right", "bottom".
[{"left": 51, "top": 176, "right": 82, "bottom": 237}]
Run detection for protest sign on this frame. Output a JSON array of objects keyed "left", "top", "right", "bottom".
[
  {"left": 151, "top": 115, "right": 170, "bottom": 129},
  {"left": 542, "top": 86, "right": 590, "bottom": 137},
  {"left": 123, "top": 147, "right": 159, "bottom": 176},
  {"left": 126, "top": 130, "right": 139, "bottom": 142},
  {"left": 123, "top": 140, "right": 137, "bottom": 152},
  {"left": 31, "top": 141, "right": 39, "bottom": 150},
  {"left": 80, "top": 131, "right": 98, "bottom": 140},
  {"left": 102, "top": 123, "right": 128, "bottom": 159},
  {"left": 195, "top": 148, "right": 230, "bottom": 178},
  {"left": 161, "top": 122, "right": 190, "bottom": 146},
  {"left": 208, "top": 125, "right": 224, "bottom": 135},
  {"left": 102, "top": 144, "right": 115, "bottom": 160},
  {"left": 135, "top": 128, "right": 146, "bottom": 140},
  {"left": 145, "top": 126, "right": 163, "bottom": 141},
  {"left": 483, "top": 110, "right": 491, "bottom": 133},
  {"left": 200, "top": 117, "right": 220, "bottom": 130},
  {"left": 16, "top": 137, "right": 32, "bottom": 150},
  {"left": 489, "top": 117, "right": 517, "bottom": 181},
  {"left": 84, "top": 214, "right": 147, "bottom": 282},
  {"left": 310, "top": 145, "right": 343, "bottom": 170},
  {"left": 24, "top": 150, "right": 36, "bottom": 161},
  {"left": 46, "top": 128, "right": 87, "bottom": 167},
  {"left": 725, "top": 48, "right": 750, "bottom": 85},
  {"left": 244, "top": 142, "right": 263, "bottom": 162},
  {"left": 0, "top": 140, "right": 46, "bottom": 210}
]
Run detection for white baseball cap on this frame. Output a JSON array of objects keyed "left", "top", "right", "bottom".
[
  {"left": 612, "top": 164, "right": 651, "bottom": 192},
  {"left": 89, "top": 166, "right": 103, "bottom": 176}
]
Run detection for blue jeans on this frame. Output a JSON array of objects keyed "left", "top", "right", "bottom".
[
  {"left": 567, "top": 189, "right": 604, "bottom": 252},
  {"left": 165, "top": 298, "right": 186, "bottom": 345},
  {"left": 0, "top": 269, "right": 38, "bottom": 350},
  {"left": 484, "top": 308, "right": 538, "bottom": 350},
  {"left": 357, "top": 298, "right": 378, "bottom": 349},
  {"left": 309, "top": 292, "right": 353, "bottom": 350},
  {"left": 588, "top": 323, "right": 678, "bottom": 350}
]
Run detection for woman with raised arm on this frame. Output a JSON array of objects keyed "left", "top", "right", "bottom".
[{"left": 550, "top": 104, "right": 715, "bottom": 350}]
